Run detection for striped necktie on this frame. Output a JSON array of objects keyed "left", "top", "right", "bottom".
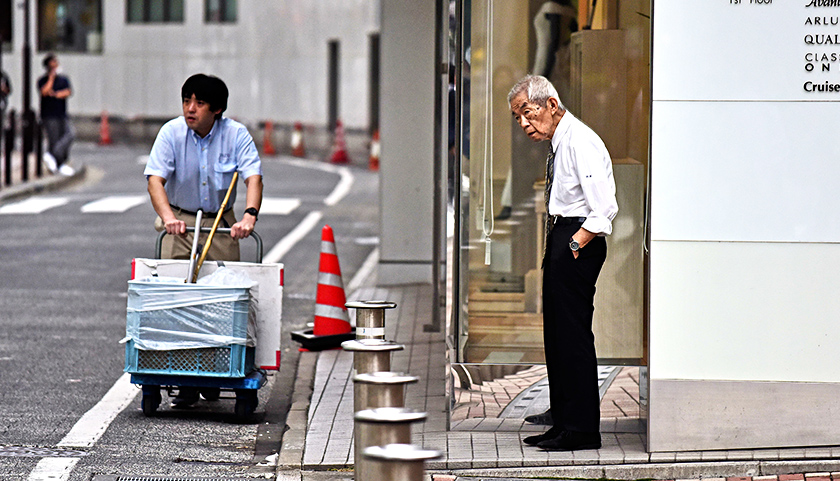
[{"left": 542, "top": 146, "right": 555, "bottom": 265}]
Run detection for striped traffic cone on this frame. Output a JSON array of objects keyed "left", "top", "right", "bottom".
[
  {"left": 314, "top": 225, "right": 351, "bottom": 335},
  {"left": 291, "top": 225, "right": 356, "bottom": 350}
]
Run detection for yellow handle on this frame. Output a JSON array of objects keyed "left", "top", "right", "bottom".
[{"left": 191, "top": 171, "right": 239, "bottom": 283}]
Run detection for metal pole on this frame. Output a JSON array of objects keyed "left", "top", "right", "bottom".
[
  {"left": 353, "top": 371, "right": 418, "bottom": 412},
  {"left": 426, "top": 0, "right": 445, "bottom": 334},
  {"left": 21, "top": 0, "right": 32, "bottom": 182},
  {"left": 346, "top": 300, "right": 396, "bottom": 340},
  {"left": 353, "top": 408, "right": 426, "bottom": 481},
  {"left": 342, "top": 338, "right": 404, "bottom": 376},
  {"left": 363, "top": 444, "right": 441, "bottom": 481}
]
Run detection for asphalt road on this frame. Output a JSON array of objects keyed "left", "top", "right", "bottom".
[{"left": 0, "top": 142, "right": 379, "bottom": 480}]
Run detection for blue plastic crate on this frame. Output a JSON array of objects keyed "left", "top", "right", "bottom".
[{"left": 124, "top": 341, "right": 255, "bottom": 378}]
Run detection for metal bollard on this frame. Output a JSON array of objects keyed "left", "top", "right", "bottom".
[
  {"left": 341, "top": 338, "right": 404, "bottom": 376},
  {"left": 354, "top": 407, "right": 426, "bottom": 481},
  {"left": 353, "top": 371, "right": 418, "bottom": 412},
  {"left": 346, "top": 300, "right": 396, "bottom": 340},
  {"left": 363, "top": 444, "right": 441, "bottom": 481}
]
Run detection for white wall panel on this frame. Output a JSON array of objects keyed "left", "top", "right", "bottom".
[
  {"left": 651, "top": 100, "right": 840, "bottom": 243},
  {"left": 650, "top": 240, "right": 840, "bottom": 383},
  {"left": 653, "top": 1, "right": 837, "bottom": 101}
]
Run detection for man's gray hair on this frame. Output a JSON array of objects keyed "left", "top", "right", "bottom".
[{"left": 507, "top": 74, "right": 565, "bottom": 109}]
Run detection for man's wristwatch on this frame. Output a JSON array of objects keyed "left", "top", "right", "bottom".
[
  {"left": 569, "top": 237, "right": 580, "bottom": 252},
  {"left": 244, "top": 207, "right": 259, "bottom": 221}
]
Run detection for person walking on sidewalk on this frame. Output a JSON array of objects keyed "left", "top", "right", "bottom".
[
  {"left": 144, "top": 73, "right": 263, "bottom": 407},
  {"left": 38, "top": 53, "right": 75, "bottom": 176},
  {"left": 508, "top": 75, "right": 617, "bottom": 451}
]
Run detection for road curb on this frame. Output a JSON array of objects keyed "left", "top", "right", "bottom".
[{"left": 0, "top": 164, "right": 87, "bottom": 203}]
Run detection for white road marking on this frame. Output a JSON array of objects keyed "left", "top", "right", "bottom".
[
  {"left": 0, "top": 197, "right": 68, "bottom": 214},
  {"left": 345, "top": 247, "right": 379, "bottom": 294},
  {"left": 81, "top": 195, "right": 146, "bottom": 213},
  {"left": 28, "top": 373, "right": 138, "bottom": 480},
  {"left": 280, "top": 157, "right": 354, "bottom": 206},
  {"left": 57, "top": 372, "right": 138, "bottom": 448},
  {"left": 260, "top": 197, "right": 301, "bottom": 215},
  {"left": 27, "top": 457, "right": 80, "bottom": 481},
  {"left": 263, "top": 211, "right": 323, "bottom": 264},
  {"left": 137, "top": 155, "right": 149, "bottom": 165}
]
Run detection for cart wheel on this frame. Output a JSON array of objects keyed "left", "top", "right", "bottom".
[
  {"left": 141, "top": 386, "right": 162, "bottom": 417},
  {"left": 234, "top": 389, "right": 258, "bottom": 418},
  {"left": 200, "top": 388, "right": 221, "bottom": 401}
]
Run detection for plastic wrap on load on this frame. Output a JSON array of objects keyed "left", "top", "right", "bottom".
[{"left": 125, "top": 268, "right": 258, "bottom": 351}]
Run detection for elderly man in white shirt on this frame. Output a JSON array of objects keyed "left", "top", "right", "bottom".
[{"left": 508, "top": 74, "right": 618, "bottom": 451}]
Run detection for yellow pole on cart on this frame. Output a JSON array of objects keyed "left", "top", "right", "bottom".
[{"left": 191, "top": 171, "right": 239, "bottom": 283}]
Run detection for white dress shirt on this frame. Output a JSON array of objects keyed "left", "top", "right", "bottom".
[{"left": 548, "top": 111, "right": 618, "bottom": 236}]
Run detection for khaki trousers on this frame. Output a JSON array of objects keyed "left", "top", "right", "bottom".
[{"left": 155, "top": 208, "right": 240, "bottom": 261}]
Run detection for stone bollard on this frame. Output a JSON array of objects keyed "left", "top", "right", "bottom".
[
  {"left": 354, "top": 407, "right": 427, "bottom": 481},
  {"left": 341, "top": 338, "right": 404, "bottom": 376},
  {"left": 353, "top": 371, "right": 418, "bottom": 412},
  {"left": 346, "top": 300, "right": 396, "bottom": 340},
  {"left": 363, "top": 443, "right": 441, "bottom": 481}
]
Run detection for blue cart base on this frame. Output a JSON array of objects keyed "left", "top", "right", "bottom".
[{"left": 130, "top": 370, "right": 267, "bottom": 418}]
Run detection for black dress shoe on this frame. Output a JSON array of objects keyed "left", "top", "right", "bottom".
[
  {"left": 523, "top": 426, "right": 561, "bottom": 446},
  {"left": 171, "top": 387, "right": 200, "bottom": 409},
  {"left": 524, "top": 409, "right": 553, "bottom": 425},
  {"left": 537, "top": 430, "right": 601, "bottom": 451}
]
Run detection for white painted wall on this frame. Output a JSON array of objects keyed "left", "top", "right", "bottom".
[{"left": 2, "top": 0, "right": 378, "bottom": 128}]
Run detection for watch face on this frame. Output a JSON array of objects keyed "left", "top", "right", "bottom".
[{"left": 570, "top": 240, "right": 580, "bottom": 251}]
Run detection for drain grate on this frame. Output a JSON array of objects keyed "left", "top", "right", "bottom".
[{"left": 0, "top": 446, "right": 88, "bottom": 457}]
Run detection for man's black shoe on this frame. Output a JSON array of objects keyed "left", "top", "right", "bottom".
[
  {"left": 524, "top": 409, "right": 553, "bottom": 425},
  {"left": 523, "top": 426, "right": 561, "bottom": 446},
  {"left": 537, "top": 430, "right": 601, "bottom": 451},
  {"left": 171, "top": 388, "right": 200, "bottom": 409}
]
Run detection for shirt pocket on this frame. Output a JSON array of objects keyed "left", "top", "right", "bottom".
[{"left": 214, "top": 153, "right": 238, "bottom": 190}]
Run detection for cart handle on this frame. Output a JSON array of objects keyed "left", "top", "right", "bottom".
[{"left": 155, "top": 227, "right": 263, "bottom": 263}]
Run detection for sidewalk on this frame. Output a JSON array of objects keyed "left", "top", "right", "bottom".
[{"left": 278, "top": 283, "right": 840, "bottom": 480}]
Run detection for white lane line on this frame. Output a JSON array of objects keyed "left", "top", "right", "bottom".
[
  {"left": 81, "top": 195, "right": 147, "bottom": 213},
  {"left": 323, "top": 166, "right": 353, "bottom": 206},
  {"left": 346, "top": 247, "right": 379, "bottom": 295},
  {"left": 0, "top": 197, "right": 68, "bottom": 214},
  {"left": 28, "top": 373, "right": 138, "bottom": 480},
  {"left": 27, "top": 457, "right": 80, "bottom": 481},
  {"left": 260, "top": 197, "right": 301, "bottom": 215},
  {"left": 279, "top": 157, "right": 354, "bottom": 206},
  {"left": 57, "top": 372, "right": 138, "bottom": 448},
  {"left": 263, "top": 211, "right": 323, "bottom": 264}
]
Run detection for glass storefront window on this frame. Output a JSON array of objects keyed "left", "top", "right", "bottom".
[
  {"left": 447, "top": 0, "right": 650, "bottom": 374},
  {"left": 38, "top": 0, "right": 103, "bottom": 53},
  {"left": 1, "top": 0, "right": 11, "bottom": 52}
]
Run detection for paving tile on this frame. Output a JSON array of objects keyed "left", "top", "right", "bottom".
[
  {"left": 779, "top": 475, "right": 806, "bottom": 481},
  {"left": 728, "top": 450, "right": 756, "bottom": 461}
]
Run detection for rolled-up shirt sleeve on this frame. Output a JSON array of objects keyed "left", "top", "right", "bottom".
[
  {"left": 144, "top": 123, "right": 176, "bottom": 180},
  {"left": 573, "top": 140, "right": 618, "bottom": 236},
  {"left": 234, "top": 126, "right": 262, "bottom": 179}
]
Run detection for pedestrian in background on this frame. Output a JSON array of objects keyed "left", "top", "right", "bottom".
[
  {"left": 143, "top": 73, "right": 263, "bottom": 408},
  {"left": 38, "top": 53, "right": 75, "bottom": 176},
  {"left": 508, "top": 74, "right": 617, "bottom": 451},
  {"left": 0, "top": 69, "right": 10, "bottom": 112}
]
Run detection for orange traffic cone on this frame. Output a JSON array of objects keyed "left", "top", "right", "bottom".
[
  {"left": 329, "top": 119, "right": 350, "bottom": 164},
  {"left": 291, "top": 225, "right": 356, "bottom": 350},
  {"left": 368, "top": 129, "right": 380, "bottom": 171},
  {"left": 99, "top": 111, "right": 112, "bottom": 145},
  {"left": 262, "top": 121, "right": 276, "bottom": 155},
  {"left": 291, "top": 122, "right": 306, "bottom": 157}
]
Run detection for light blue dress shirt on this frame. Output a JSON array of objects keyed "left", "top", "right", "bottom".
[{"left": 144, "top": 116, "right": 262, "bottom": 213}]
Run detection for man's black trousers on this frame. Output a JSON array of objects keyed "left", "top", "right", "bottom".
[{"left": 542, "top": 219, "right": 607, "bottom": 434}]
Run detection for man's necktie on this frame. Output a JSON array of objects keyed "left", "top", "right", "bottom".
[{"left": 542, "top": 146, "right": 555, "bottom": 265}]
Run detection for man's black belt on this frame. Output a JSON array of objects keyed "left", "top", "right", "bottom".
[
  {"left": 170, "top": 204, "right": 232, "bottom": 218},
  {"left": 551, "top": 215, "right": 586, "bottom": 225}
]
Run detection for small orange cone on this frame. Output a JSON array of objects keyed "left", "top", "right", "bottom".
[
  {"left": 99, "top": 111, "right": 112, "bottom": 145},
  {"left": 262, "top": 121, "right": 276, "bottom": 155},
  {"left": 329, "top": 119, "right": 350, "bottom": 164},
  {"left": 313, "top": 225, "right": 351, "bottom": 335},
  {"left": 368, "top": 129, "right": 380, "bottom": 171},
  {"left": 291, "top": 122, "right": 306, "bottom": 157}
]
